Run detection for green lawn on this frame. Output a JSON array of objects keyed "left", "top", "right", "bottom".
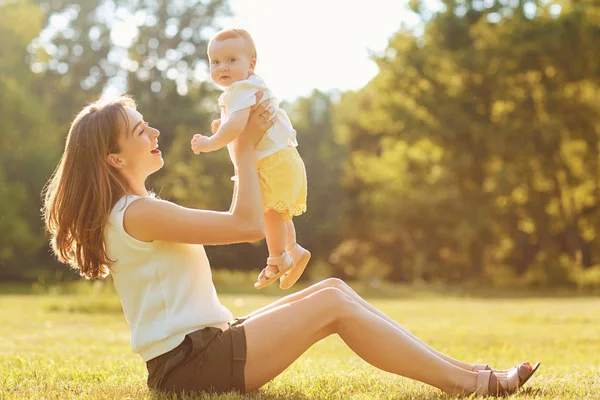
[{"left": 1, "top": 282, "right": 599, "bottom": 399}]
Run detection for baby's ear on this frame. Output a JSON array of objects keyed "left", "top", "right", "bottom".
[{"left": 249, "top": 57, "right": 257, "bottom": 73}]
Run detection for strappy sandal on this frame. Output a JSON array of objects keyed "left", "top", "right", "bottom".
[
  {"left": 254, "top": 252, "right": 294, "bottom": 289},
  {"left": 472, "top": 361, "right": 540, "bottom": 384},
  {"left": 476, "top": 362, "right": 540, "bottom": 397},
  {"left": 472, "top": 363, "right": 492, "bottom": 372},
  {"left": 279, "top": 243, "right": 311, "bottom": 290}
]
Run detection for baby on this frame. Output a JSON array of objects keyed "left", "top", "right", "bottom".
[{"left": 191, "top": 28, "right": 310, "bottom": 290}]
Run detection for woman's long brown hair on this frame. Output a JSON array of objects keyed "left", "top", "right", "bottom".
[{"left": 43, "top": 96, "right": 136, "bottom": 279}]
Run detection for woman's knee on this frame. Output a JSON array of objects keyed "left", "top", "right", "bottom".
[
  {"left": 304, "top": 278, "right": 355, "bottom": 304},
  {"left": 297, "top": 288, "right": 358, "bottom": 336},
  {"left": 318, "top": 277, "right": 350, "bottom": 292},
  {"left": 311, "top": 287, "right": 356, "bottom": 315}
]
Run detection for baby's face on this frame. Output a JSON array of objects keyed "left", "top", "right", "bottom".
[{"left": 208, "top": 37, "right": 256, "bottom": 87}]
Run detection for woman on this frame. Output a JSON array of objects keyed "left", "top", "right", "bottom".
[{"left": 43, "top": 94, "right": 539, "bottom": 397}]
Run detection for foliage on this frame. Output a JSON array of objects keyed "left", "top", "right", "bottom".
[
  {"left": 2, "top": 0, "right": 600, "bottom": 287},
  {"left": 334, "top": 0, "right": 600, "bottom": 285},
  {"left": 0, "top": 0, "right": 58, "bottom": 279}
]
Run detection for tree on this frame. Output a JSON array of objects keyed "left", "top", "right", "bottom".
[
  {"left": 0, "top": 0, "right": 59, "bottom": 280},
  {"left": 288, "top": 91, "right": 346, "bottom": 278},
  {"left": 17, "top": 0, "right": 348, "bottom": 278},
  {"left": 23, "top": 0, "right": 232, "bottom": 277},
  {"left": 335, "top": 0, "right": 600, "bottom": 285}
]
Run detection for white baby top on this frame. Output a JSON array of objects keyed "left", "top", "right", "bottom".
[
  {"left": 219, "top": 74, "right": 298, "bottom": 163},
  {"left": 104, "top": 195, "right": 234, "bottom": 362}
]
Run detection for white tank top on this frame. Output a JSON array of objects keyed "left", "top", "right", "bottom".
[{"left": 104, "top": 195, "right": 233, "bottom": 361}]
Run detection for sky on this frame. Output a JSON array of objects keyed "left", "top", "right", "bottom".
[
  {"left": 221, "top": 0, "right": 415, "bottom": 101},
  {"left": 37, "top": 0, "right": 418, "bottom": 101}
]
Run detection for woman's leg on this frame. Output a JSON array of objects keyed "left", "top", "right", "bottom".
[
  {"left": 317, "top": 279, "right": 477, "bottom": 370},
  {"left": 324, "top": 280, "right": 530, "bottom": 373},
  {"left": 244, "top": 278, "right": 518, "bottom": 373},
  {"left": 242, "top": 286, "right": 477, "bottom": 395}
]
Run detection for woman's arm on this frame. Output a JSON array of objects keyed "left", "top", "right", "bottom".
[
  {"left": 123, "top": 97, "right": 273, "bottom": 245},
  {"left": 123, "top": 199, "right": 263, "bottom": 245}
]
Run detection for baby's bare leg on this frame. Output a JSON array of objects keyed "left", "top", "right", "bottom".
[
  {"left": 265, "top": 210, "right": 287, "bottom": 259},
  {"left": 284, "top": 219, "right": 296, "bottom": 251}
]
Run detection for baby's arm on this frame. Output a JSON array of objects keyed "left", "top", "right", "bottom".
[
  {"left": 194, "top": 108, "right": 251, "bottom": 153},
  {"left": 211, "top": 119, "right": 221, "bottom": 134}
]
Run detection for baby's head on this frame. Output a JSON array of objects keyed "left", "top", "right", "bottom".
[{"left": 208, "top": 28, "right": 257, "bottom": 87}]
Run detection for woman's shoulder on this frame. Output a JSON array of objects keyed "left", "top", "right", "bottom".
[
  {"left": 108, "top": 195, "right": 166, "bottom": 244},
  {"left": 109, "top": 195, "right": 161, "bottom": 230},
  {"left": 112, "top": 194, "right": 153, "bottom": 214}
]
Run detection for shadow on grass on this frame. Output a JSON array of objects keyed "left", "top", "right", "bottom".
[
  {"left": 148, "top": 388, "right": 458, "bottom": 400},
  {"left": 148, "top": 389, "right": 315, "bottom": 400}
]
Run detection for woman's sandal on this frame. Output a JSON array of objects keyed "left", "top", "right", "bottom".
[
  {"left": 254, "top": 252, "right": 294, "bottom": 289},
  {"left": 279, "top": 243, "right": 311, "bottom": 290},
  {"left": 472, "top": 361, "right": 540, "bottom": 386},
  {"left": 472, "top": 363, "right": 492, "bottom": 372},
  {"left": 476, "top": 362, "right": 540, "bottom": 396}
]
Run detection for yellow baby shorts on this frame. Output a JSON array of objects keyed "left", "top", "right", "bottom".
[{"left": 256, "top": 147, "right": 307, "bottom": 220}]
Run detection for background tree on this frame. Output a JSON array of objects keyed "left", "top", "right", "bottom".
[
  {"left": 288, "top": 90, "right": 346, "bottom": 278},
  {"left": 2, "top": 0, "right": 599, "bottom": 288},
  {"left": 334, "top": 0, "right": 600, "bottom": 286},
  {"left": 0, "top": 0, "right": 59, "bottom": 280},
  {"left": 22, "top": 0, "right": 233, "bottom": 276}
]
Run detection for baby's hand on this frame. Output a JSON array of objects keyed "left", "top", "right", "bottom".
[
  {"left": 211, "top": 119, "right": 221, "bottom": 134},
  {"left": 191, "top": 134, "right": 211, "bottom": 154}
]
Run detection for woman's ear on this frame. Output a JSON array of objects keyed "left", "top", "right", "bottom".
[{"left": 107, "top": 153, "right": 124, "bottom": 169}]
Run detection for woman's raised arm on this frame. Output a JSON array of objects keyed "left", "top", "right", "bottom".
[{"left": 123, "top": 96, "right": 274, "bottom": 245}]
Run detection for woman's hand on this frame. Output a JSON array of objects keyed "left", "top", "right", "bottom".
[{"left": 234, "top": 92, "right": 274, "bottom": 159}]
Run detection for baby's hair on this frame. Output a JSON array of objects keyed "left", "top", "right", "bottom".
[{"left": 209, "top": 28, "right": 257, "bottom": 59}]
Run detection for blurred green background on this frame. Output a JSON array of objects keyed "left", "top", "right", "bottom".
[{"left": 2, "top": 0, "right": 600, "bottom": 292}]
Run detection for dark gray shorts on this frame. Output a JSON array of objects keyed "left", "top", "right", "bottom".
[{"left": 146, "top": 317, "right": 248, "bottom": 394}]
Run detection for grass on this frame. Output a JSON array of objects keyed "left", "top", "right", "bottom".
[{"left": 0, "top": 280, "right": 599, "bottom": 399}]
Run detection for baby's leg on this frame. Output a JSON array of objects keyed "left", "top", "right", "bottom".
[
  {"left": 265, "top": 210, "right": 287, "bottom": 258},
  {"left": 279, "top": 218, "right": 311, "bottom": 290},
  {"left": 254, "top": 210, "right": 292, "bottom": 289},
  {"left": 284, "top": 219, "right": 297, "bottom": 251}
]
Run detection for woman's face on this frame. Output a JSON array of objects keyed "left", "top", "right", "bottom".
[{"left": 109, "top": 107, "right": 163, "bottom": 179}]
